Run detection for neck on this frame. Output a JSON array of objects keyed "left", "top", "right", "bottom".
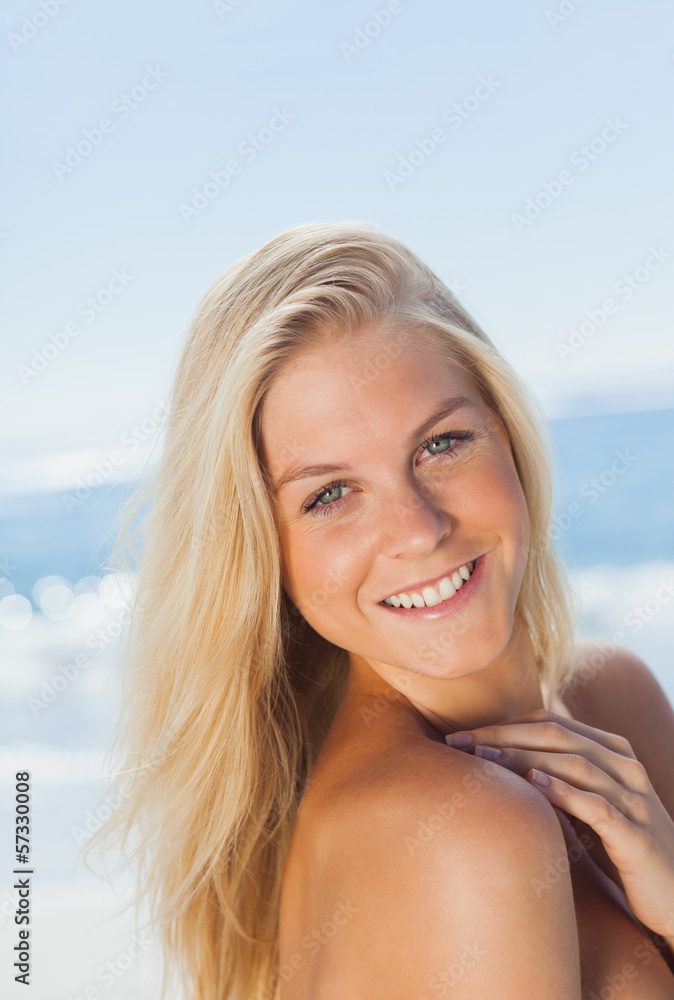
[{"left": 345, "top": 614, "right": 547, "bottom": 737}]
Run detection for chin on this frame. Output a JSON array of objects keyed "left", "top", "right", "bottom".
[{"left": 403, "top": 615, "right": 515, "bottom": 679}]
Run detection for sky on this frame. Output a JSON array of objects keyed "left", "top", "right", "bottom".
[
  {"left": 0, "top": 11, "right": 673, "bottom": 994},
  {"left": 1, "top": 0, "right": 673, "bottom": 494}
]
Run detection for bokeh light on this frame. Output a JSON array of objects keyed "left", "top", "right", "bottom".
[
  {"left": 39, "top": 582, "right": 75, "bottom": 620},
  {"left": 0, "top": 593, "right": 33, "bottom": 630}
]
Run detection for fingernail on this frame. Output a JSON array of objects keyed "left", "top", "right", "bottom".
[
  {"left": 530, "top": 768, "right": 551, "bottom": 786},
  {"left": 475, "top": 745, "right": 502, "bottom": 760},
  {"left": 446, "top": 732, "right": 473, "bottom": 747}
]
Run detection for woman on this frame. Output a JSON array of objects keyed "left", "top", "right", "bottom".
[{"left": 86, "top": 222, "right": 674, "bottom": 999}]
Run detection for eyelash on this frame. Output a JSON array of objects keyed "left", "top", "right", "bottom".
[{"left": 301, "top": 429, "right": 474, "bottom": 518}]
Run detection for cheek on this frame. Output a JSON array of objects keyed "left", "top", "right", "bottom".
[
  {"left": 497, "top": 458, "right": 529, "bottom": 533},
  {"left": 485, "top": 457, "right": 531, "bottom": 569},
  {"left": 280, "top": 522, "right": 366, "bottom": 619},
  {"left": 453, "top": 452, "right": 527, "bottom": 530}
]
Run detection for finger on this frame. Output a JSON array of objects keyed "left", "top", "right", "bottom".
[
  {"left": 447, "top": 709, "right": 638, "bottom": 758},
  {"left": 524, "top": 767, "right": 647, "bottom": 872},
  {"left": 473, "top": 744, "right": 649, "bottom": 816},
  {"left": 552, "top": 806, "right": 586, "bottom": 849},
  {"left": 495, "top": 709, "right": 637, "bottom": 757},
  {"left": 473, "top": 731, "right": 651, "bottom": 802}
]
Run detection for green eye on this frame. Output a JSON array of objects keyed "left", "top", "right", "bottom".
[
  {"left": 301, "top": 429, "right": 474, "bottom": 519},
  {"left": 418, "top": 429, "right": 474, "bottom": 457}
]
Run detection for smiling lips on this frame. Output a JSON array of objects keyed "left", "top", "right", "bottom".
[{"left": 381, "top": 560, "right": 477, "bottom": 609}]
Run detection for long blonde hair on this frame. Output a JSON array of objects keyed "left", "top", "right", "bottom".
[{"left": 85, "top": 221, "right": 579, "bottom": 1000}]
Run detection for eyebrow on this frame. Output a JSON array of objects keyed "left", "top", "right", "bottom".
[{"left": 272, "top": 395, "right": 477, "bottom": 496}]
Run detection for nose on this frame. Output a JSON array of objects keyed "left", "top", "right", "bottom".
[{"left": 378, "top": 477, "right": 453, "bottom": 558}]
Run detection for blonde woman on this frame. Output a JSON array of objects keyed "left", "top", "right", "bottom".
[{"left": 87, "top": 222, "right": 674, "bottom": 999}]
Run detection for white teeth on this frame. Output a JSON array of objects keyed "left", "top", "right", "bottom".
[
  {"left": 382, "top": 562, "right": 476, "bottom": 608},
  {"left": 422, "top": 586, "right": 443, "bottom": 607}
]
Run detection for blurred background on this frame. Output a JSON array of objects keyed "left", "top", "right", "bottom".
[{"left": 1, "top": 0, "right": 673, "bottom": 996}]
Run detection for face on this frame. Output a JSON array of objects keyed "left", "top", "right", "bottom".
[{"left": 258, "top": 323, "right": 531, "bottom": 683}]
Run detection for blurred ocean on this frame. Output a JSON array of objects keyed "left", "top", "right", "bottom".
[{"left": 0, "top": 407, "right": 673, "bottom": 999}]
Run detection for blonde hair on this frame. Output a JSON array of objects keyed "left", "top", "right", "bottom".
[{"left": 85, "top": 221, "right": 579, "bottom": 1000}]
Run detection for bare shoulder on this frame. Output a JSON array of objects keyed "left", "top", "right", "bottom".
[
  {"left": 562, "top": 638, "right": 673, "bottom": 716},
  {"left": 313, "top": 742, "right": 582, "bottom": 998},
  {"left": 559, "top": 638, "right": 674, "bottom": 819}
]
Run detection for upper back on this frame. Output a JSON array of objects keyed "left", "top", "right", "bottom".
[{"left": 278, "top": 736, "right": 582, "bottom": 999}]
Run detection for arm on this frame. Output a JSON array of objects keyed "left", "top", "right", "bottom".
[
  {"left": 339, "top": 759, "right": 582, "bottom": 999},
  {"left": 562, "top": 641, "right": 674, "bottom": 970},
  {"left": 563, "top": 642, "right": 674, "bottom": 824}
]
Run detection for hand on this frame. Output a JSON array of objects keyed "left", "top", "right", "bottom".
[{"left": 445, "top": 708, "right": 674, "bottom": 941}]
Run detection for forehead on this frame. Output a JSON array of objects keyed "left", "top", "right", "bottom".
[{"left": 258, "top": 325, "right": 481, "bottom": 477}]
